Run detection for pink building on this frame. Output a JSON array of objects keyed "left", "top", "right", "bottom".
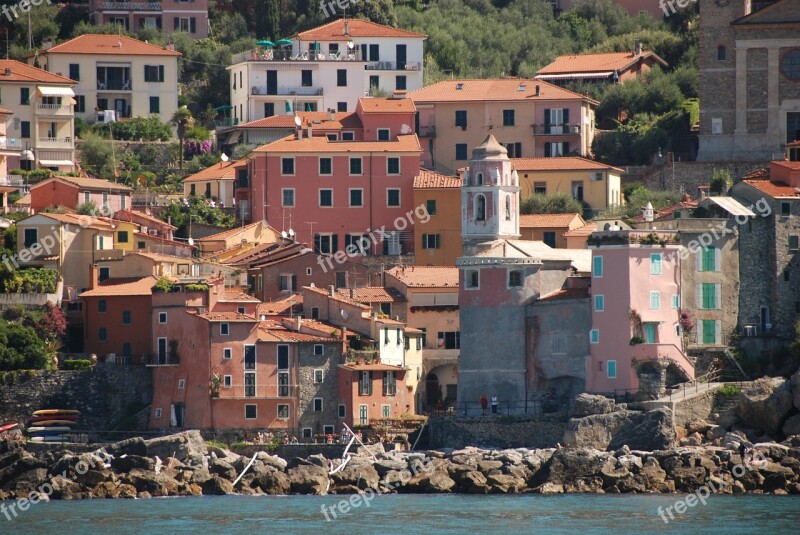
[
  {"left": 337, "top": 363, "right": 414, "bottom": 428},
  {"left": 585, "top": 230, "right": 695, "bottom": 398},
  {"left": 29, "top": 176, "right": 132, "bottom": 214},
  {"left": 89, "top": 0, "right": 209, "bottom": 38}
]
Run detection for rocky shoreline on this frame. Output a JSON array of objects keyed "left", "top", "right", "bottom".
[{"left": 1, "top": 429, "right": 800, "bottom": 500}]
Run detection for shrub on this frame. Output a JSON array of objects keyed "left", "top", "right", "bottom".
[
  {"left": 151, "top": 277, "right": 176, "bottom": 293},
  {"left": 718, "top": 384, "right": 740, "bottom": 397},
  {"left": 62, "top": 359, "right": 93, "bottom": 371},
  {"left": 630, "top": 335, "right": 645, "bottom": 345},
  {"left": 184, "top": 283, "right": 209, "bottom": 292}
]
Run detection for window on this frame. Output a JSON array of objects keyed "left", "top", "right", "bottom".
[
  {"left": 99, "top": 328, "right": 107, "bottom": 341},
  {"left": 314, "top": 233, "right": 336, "bottom": 254},
  {"left": 508, "top": 270, "right": 523, "bottom": 287},
  {"left": 338, "top": 404, "right": 346, "bottom": 418},
  {"left": 319, "top": 157, "right": 332, "bottom": 175},
  {"left": 701, "top": 247, "right": 719, "bottom": 271},
  {"left": 98, "top": 300, "right": 107, "bottom": 313},
  {"left": 395, "top": 75, "right": 407, "bottom": 90},
  {"left": 154, "top": 408, "right": 162, "bottom": 419},
  {"left": 319, "top": 189, "right": 333, "bottom": 207},
  {"left": 650, "top": 253, "right": 662, "bottom": 275},
  {"left": 644, "top": 322, "right": 658, "bottom": 344},
  {"left": 781, "top": 49, "right": 800, "bottom": 80},
  {"left": 594, "top": 295, "right": 605, "bottom": 312},
  {"left": 380, "top": 303, "right": 391, "bottom": 316},
  {"left": 455, "top": 143, "right": 468, "bottom": 160},
  {"left": 117, "top": 231, "right": 129, "bottom": 244},
  {"left": 503, "top": 142, "right": 522, "bottom": 158},
  {"left": 377, "top": 128, "right": 390, "bottom": 141},
  {"left": 158, "top": 312, "right": 167, "bottom": 324},
  {"left": 591, "top": 256, "right": 603, "bottom": 278},
  {"left": 349, "top": 157, "right": 362, "bottom": 175},
  {"left": 387, "top": 189, "right": 400, "bottom": 207},
  {"left": 264, "top": 102, "right": 275, "bottom": 117},
  {"left": 607, "top": 360, "right": 617, "bottom": 379},
  {"left": 455, "top": 110, "right": 467, "bottom": 128},
  {"left": 99, "top": 267, "right": 110, "bottom": 282},
  {"left": 437, "top": 331, "right": 460, "bottom": 350},
  {"left": 220, "top": 323, "right": 229, "bottom": 335},
  {"left": 281, "top": 158, "right": 295, "bottom": 175},
  {"left": 342, "top": 131, "right": 354, "bottom": 141},
  {"left": 383, "top": 371, "right": 396, "bottom": 395},
  {"left": 311, "top": 307, "right": 320, "bottom": 320},
  {"left": 466, "top": 269, "right": 479, "bottom": 289},
  {"left": 650, "top": 291, "right": 661, "bottom": 310},
  {"left": 122, "top": 311, "right": 131, "bottom": 325},
  {"left": 422, "top": 234, "right": 440, "bottom": 249},
  {"left": 359, "top": 371, "right": 373, "bottom": 396},
  {"left": 717, "top": 46, "right": 726, "bottom": 61},
  {"left": 337, "top": 102, "right": 347, "bottom": 112},
  {"left": 301, "top": 70, "right": 312, "bottom": 87},
  {"left": 121, "top": 194, "right": 127, "bottom": 210},
  {"left": 387, "top": 157, "right": 400, "bottom": 174},
  {"left": 672, "top": 295, "right": 680, "bottom": 309},
  {"left": 476, "top": 195, "right": 486, "bottom": 221},
  {"left": 590, "top": 329, "right": 599, "bottom": 344},
  {"left": 178, "top": 379, "right": 186, "bottom": 390},
  {"left": 302, "top": 428, "right": 312, "bottom": 439},
  {"left": 69, "top": 64, "right": 80, "bottom": 81},
  {"left": 349, "top": 189, "right": 363, "bottom": 207},
  {"left": 313, "top": 398, "right": 323, "bottom": 411},
  {"left": 314, "top": 344, "right": 324, "bottom": 356},
  {"left": 21, "top": 121, "right": 30, "bottom": 138},
  {"left": 282, "top": 188, "right": 295, "bottom": 207},
  {"left": 75, "top": 95, "right": 86, "bottom": 113},
  {"left": 425, "top": 199, "right": 436, "bottom": 215},
  {"left": 503, "top": 109, "right": 515, "bottom": 126},
  {"left": 790, "top": 236, "right": 799, "bottom": 251},
  {"left": 337, "top": 69, "right": 347, "bottom": 86},
  {"left": 144, "top": 65, "right": 164, "bottom": 82},
  {"left": 345, "top": 234, "right": 368, "bottom": 255},
  {"left": 545, "top": 142, "right": 570, "bottom": 157},
  {"left": 20, "top": 88, "right": 29, "bottom": 105},
  {"left": 23, "top": 228, "right": 37, "bottom": 248},
  {"left": 534, "top": 181, "right": 547, "bottom": 194},
  {"left": 782, "top": 202, "right": 791, "bottom": 216},
  {"left": 700, "top": 283, "right": 720, "bottom": 309},
  {"left": 396, "top": 328, "right": 401, "bottom": 345},
  {"left": 359, "top": 404, "right": 368, "bottom": 425},
  {"left": 244, "top": 345, "right": 256, "bottom": 370},
  {"left": 382, "top": 404, "right": 391, "bottom": 418},
  {"left": 244, "top": 375, "right": 255, "bottom": 399},
  {"left": 701, "top": 319, "right": 718, "bottom": 345},
  {"left": 223, "top": 348, "right": 232, "bottom": 360},
  {"left": 543, "top": 232, "right": 556, "bottom": 248},
  {"left": 277, "top": 405, "right": 289, "bottom": 419},
  {"left": 326, "top": 134, "right": 338, "bottom": 141}
]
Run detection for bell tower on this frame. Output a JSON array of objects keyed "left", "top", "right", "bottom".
[{"left": 461, "top": 135, "right": 520, "bottom": 256}]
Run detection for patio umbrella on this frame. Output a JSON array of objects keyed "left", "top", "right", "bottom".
[
  {"left": 311, "top": 41, "right": 319, "bottom": 50},
  {"left": 275, "top": 39, "right": 293, "bottom": 46},
  {"left": 214, "top": 105, "right": 232, "bottom": 111},
  {"left": 256, "top": 40, "right": 274, "bottom": 47}
]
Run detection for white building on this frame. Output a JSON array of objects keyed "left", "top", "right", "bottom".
[
  {"left": 33, "top": 34, "right": 181, "bottom": 125},
  {"left": 228, "top": 19, "right": 426, "bottom": 125}
]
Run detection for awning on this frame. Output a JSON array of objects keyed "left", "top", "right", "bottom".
[
  {"left": 698, "top": 196, "right": 756, "bottom": 217},
  {"left": 226, "top": 130, "right": 241, "bottom": 144},
  {"left": 37, "top": 86, "right": 76, "bottom": 97},
  {"left": 38, "top": 159, "right": 75, "bottom": 167},
  {"left": 535, "top": 72, "right": 615, "bottom": 80}
]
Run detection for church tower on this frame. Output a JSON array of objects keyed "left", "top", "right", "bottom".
[{"left": 461, "top": 135, "right": 520, "bottom": 256}]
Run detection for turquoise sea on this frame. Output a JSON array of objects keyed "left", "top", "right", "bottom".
[{"left": 2, "top": 494, "right": 798, "bottom": 534}]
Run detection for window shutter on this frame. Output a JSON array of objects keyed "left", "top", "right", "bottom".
[
  {"left": 715, "top": 320, "right": 722, "bottom": 345},
  {"left": 156, "top": 17, "right": 162, "bottom": 29},
  {"left": 435, "top": 235, "right": 441, "bottom": 249},
  {"left": 190, "top": 18, "right": 196, "bottom": 33},
  {"left": 332, "top": 234, "right": 338, "bottom": 253},
  {"left": 564, "top": 142, "right": 570, "bottom": 154},
  {"left": 544, "top": 143, "right": 551, "bottom": 157},
  {"left": 696, "top": 321, "right": 702, "bottom": 344},
  {"left": 696, "top": 283, "right": 702, "bottom": 309},
  {"left": 544, "top": 110, "right": 551, "bottom": 127},
  {"left": 715, "top": 247, "right": 721, "bottom": 272},
  {"left": 174, "top": 17, "right": 179, "bottom": 30},
  {"left": 313, "top": 234, "right": 321, "bottom": 254},
  {"left": 715, "top": 283, "right": 721, "bottom": 309},
  {"left": 695, "top": 248, "right": 702, "bottom": 271},
  {"left": 291, "top": 275, "right": 297, "bottom": 291},
  {"left": 159, "top": 65, "right": 164, "bottom": 82},
  {"left": 562, "top": 108, "right": 569, "bottom": 126}
]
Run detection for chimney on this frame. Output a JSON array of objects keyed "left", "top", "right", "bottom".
[
  {"left": 344, "top": 21, "right": 349, "bottom": 36},
  {"left": 297, "top": 125, "right": 303, "bottom": 140},
  {"left": 260, "top": 314, "right": 267, "bottom": 321},
  {"left": 328, "top": 285, "right": 335, "bottom": 296},
  {"left": 4, "top": 68, "right": 10, "bottom": 76},
  {"left": 349, "top": 288, "right": 355, "bottom": 298},
  {"left": 89, "top": 264, "right": 99, "bottom": 290},
  {"left": 634, "top": 39, "right": 641, "bottom": 56},
  {"left": 307, "top": 122, "right": 313, "bottom": 138},
  {"left": 643, "top": 202, "right": 654, "bottom": 223},
  {"left": 535, "top": 85, "right": 540, "bottom": 96},
  {"left": 296, "top": 316, "right": 302, "bottom": 331},
  {"left": 328, "top": 108, "right": 335, "bottom": 122}
]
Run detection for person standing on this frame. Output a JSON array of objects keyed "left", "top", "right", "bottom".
[
  {"left": 480, "top": 394, "right": 488, "bottom": 415},
  {"left": 491, "top": 394, "right": 498, "bottom": 414}
]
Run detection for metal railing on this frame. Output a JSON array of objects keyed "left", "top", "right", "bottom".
[
  {"left": 99, "top": 2, "right": 162, "bottom": 10},
  {"left": 532, "top": 123, "right": 581, "bottom": 135},
  {"left": 97, "top": 80, "right": 132, "bottom": 91},
  {"left": 37, "top": 136, "right": 72, "bottom": 146},
  {"left": 418, "top": 125, "right": 436, "bottom": 137},
  {"left": 421, "top": 397, "right": 573, "bottom": 418},
  {"left": 214, "top": 384, "right": 298, "bottom": 399},
  {"left": 232, "top": 48, "right": 364, "bottom": 64},
  {"left": 0, "top": 137, "right": 22, "bottom": 150},
  {"left": 250, "top": 86, "right": 323, "bottom": 96}
]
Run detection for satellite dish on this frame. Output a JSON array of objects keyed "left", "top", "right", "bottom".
[
  {"left": 400, "top": 124, "right": 411, "bottom": 134},
  {"left": 281, "top": 230, "right": 288, "bottom": 238},
  {"left": 288, "top": 228, "right": 295, "bottom": 237},
  {"left": 341, "top": 309, "right": 349, "bottom": 319},
  {"left": 188, "top": 238, "right": 194, "bottom": 246},
  {"left": 220, "top": 153, "right": 229, "bottom": 162},
  {"left": 294, "top": 115, "right": 302, "bottom": 127},
  {"left": 347, "top": 41, "right": 355, "bottom": 49}
]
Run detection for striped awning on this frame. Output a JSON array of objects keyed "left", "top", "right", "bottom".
[{"left": 37, "top": 86, "right": 75, "bottom": 97}]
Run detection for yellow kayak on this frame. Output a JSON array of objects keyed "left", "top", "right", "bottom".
[{"left": 32, "top": 409, "right": 81, "bottom": 416}]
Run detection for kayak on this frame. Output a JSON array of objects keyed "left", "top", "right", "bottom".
[
  {"left": 0, "top": 423, "right": 18, "bottom": 433},
  {"left": 32, "top": 409, "right": 80, "bottom": 416},
  {"left": 27, "top": 426, "right": 73, "bottom": 434},
  {"left": 27, "top": 420, "right": 77, "bottom": 427},
  {"left": 28, "top": 414, "right": 79, "bottom": 423},
  {"left": 28, "top": 436, "right": 70, "bottom": 443}
]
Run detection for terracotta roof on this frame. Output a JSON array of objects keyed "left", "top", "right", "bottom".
[
  {"left": 0, "top": 59, "right": 75, "bottom": 84},
  {"left": 239, "top": 111, "right": 358, "bottom": 130},
  {"left": 357, "top": 97, "right": 416, "bottom": 113},
  {"left": 133, "top": 232, "right": 195, "bottom": 250},
  {"left": 182, "top": 161, "right": 238, "bottom": 183},
  {"left": 385, "top": 266, "right": 459, "bottom": 288},
  {"left": 252, "top": 134, "right": 421, "bottom": 153},
  {"left": 258, "top": 326, "right": 335, "bottom": 343},
  {"left": 295, "top": 19, "right": 426, "bottom": 41},
  {"left": 538, "top": 287, "right": 590, "bottom": 302},
  {"left": 257, "top": 294, "right": 303, "bottom": 315},
  {"left": 409, "top": 79, "right": 594, "bottom": 103},
  {"left": 414, "top": 169, "right": 462, "bottom": 189},
  {"left": 31, "top": 175, "right": 132, "bottom": 192},
  {"left": 741, "top": 167, "right": 770, "bottom": 180},
  {"left": 788, "top": 140, "right": 800, "bottom": 148},
  {"left": 0, "top": 107, "right": 13, "bottom": 114},
  {"left": 114, "top": 209, "right": 176, "bottom": 230},
  {"left": 336, "top": 287, "right": 406, "bottom": 303},
  {"left": 195, "top": 311, "right": 258, "bottom": 322},
  {"left": 221, "top": 290, "right": 260, "bottom": 303},
  {"left": 563, "top": 222, "right": 598, "bottom": 238},
  {"left": 43, "top": 35, "right": 181, "bottom": 56},
  {"left": 79, "top": 276, "right": 157, "bottom": 297},
  {"left": 30, "top": 211, "right": 113, "bottom": 230},
  {"left": 128, "top": 251, "right": 192, "bottom": 263},
  {"left": 339, "top": 363, "right": 408, "bottom": 372},
  {"left": 198, "top": 221, "right": 263, "bottom": 242},
  {"left": 512, "top": 157, "right": 623, "bottom": 173},
  {"left": 298, "top": 318, "right": 360, "bottom": 338},
  {"left": 628, "top": 199, "right": 698, "bottom": 223},
  {"left": 741, "top": 179, "right": 800, "bottom": 198},
  {"left": 0, "top": 186, "right": 18, "bottom": 193},
  {"left": 14, "top": 193, "right": 31, "bottom": 206},
  {"left": 771, "top": 160, "right": 800, "bottom": 172},
  {"left": 303, "top": 285, "right": 370, "bottom": 309},
  {"left": 536, "top": 51, "right": 667, "bottom": 75},
  {"left": 519, "top": 213, "right": 584, "bottom": 228}
]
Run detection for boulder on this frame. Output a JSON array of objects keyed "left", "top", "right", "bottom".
[
  {"left": 123, "top": 469, "right": 181, "bottom": 496},
  {"left": 485, "top": 473, "right": 526, "bottom": 493},
  {"left": 287, "top": 464, "right": 329, "bottom": 495},
  {"left": 106, "top": 437, "right": 148, "bottom": 457},
  {"left": 608, "top": 408, "right": 676, "bottom": 451},
  {"left": 373, "top": 458, "right": 408, "bottom": 476},
  {"left": 208, "top": 458, "right": 237, "bottom": 481},
  {"left": 111, "top": 455, "right": 155, "bottom": 473},
  {"left": 252, "top": 470, "right": 291, "bottom": 495},
  {"left": 540, "top": 449, "right": 614, "bottom": 485},
  {"left": 401, "top": 471, "right": 456, "bottom": 493},
  {"left": 571, "top": 393, "right": 617, "bottom": 417},
  {"left": 563, "top": 411, "right": 639, "bottom": 450},
  {"left": 330, "top": 464, "right": 380, "bottom": 491},
  {"left": 202, "top": 475, "right": 234, "bottom": 495},
  {"left": 680, "top": 432, "right": 704, "bottom": 447},
  {"left": 144, "top": 430, "right": 207, "bottom": 465},
  {"left": 782, "top": 414, "right": 800, "bottom": 437},
  {"left": 737, "top": 377, "right": 794, "bottom": 437},
  {"left": 255, "top": 451, "right": 287, "bottom": 471},
  {"left": 792, "top": 367, "right": 800, "bottom": 410}
]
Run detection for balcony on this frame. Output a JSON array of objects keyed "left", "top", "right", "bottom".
[
  {"left": 97, "top": 80, "right": 132, "bottom": 91},
  {"left": 214, "top": 384, "right": 297, "bottom": 399},
  {"left": 36, "top": 103, "right": 74, "bottom": 116},
  {"left": 145, "top": 353, "right": 180, "bottom": 367},
  {"left": 365, "top": 61, "right": 421, "bottom": 71},
  {"left": 345, "top": 349, "right": 380, "bottom": 364},
  {"left": 37, "top": 137, "right": 73, "bottom": 149},
  {"left": 418, "top": 125, "right": 436, "bottom": 137},
  {"left": 0, "top": 137, "right": 21, "bottom": 151},
  {"left": 250, "top": 86, "right": 323, "bottom": 97},
  {"left": 99, "top": 2, "right": 162, "bottom": 11},
  {"left": 0, "top": 175, "right": 24, "bottom": 187},
  {"left": 532, "top": 123, "right": 581, "bottom": 135},
  {"left": 231, "top": 48, "right": 364, "bottom": 64}
]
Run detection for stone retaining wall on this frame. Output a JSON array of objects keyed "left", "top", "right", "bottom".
[{"left": 425, "top": 416, "right": 568, "bottom": 449}]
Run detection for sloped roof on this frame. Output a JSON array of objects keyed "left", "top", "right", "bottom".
[
  {"left": 413, "top": 169, "right": 462, "bottom": 189},
  {"left": 733, "top": 0, "right": 800, "bottom": 25},
  {"left": 182, "top": 161, "right": 239, "bottom": 183},
  {"left": 0, "top": 107, "right": 11, "bottom": 115},
  {"left": 43, "top": 35, "right": 181, "bottom": 56},
  {"left": 239, "top": 111, "right": 360, "bottom": 130},
  {"left": 114, "top": 209, "right": 176, "bottom": 230},
  {"left": 357, "top": 97, "right": 416, "bottom": 113},
  {"left": 28, "top": 211, "right": 113, "bottom": 230},
  {"left": 538, "top": 287, "right": 590, "bottom": 302},
  {"left": 336, "top": 287, "right": 406, "bottom": 303},
  {"left": 198, "top": 221, "right": 263, "bottom": 242},
  {"left": 221, "top": 290, "right": 261, "bottom": 303},
  {"left": 536, "top": 51, "right": 667, "bottom": 76},
  {"left": 409, "top": 79, "right": 594, "bottom": 103},
  {"left": 385, "top": 266, "right": 459, "bottom": 288},
  {"left": 252, "top": 134, "right": 421, "bottom": 153},
  {"left": 303, "top": 284, "right": 370, "bottom": 309},
  {"left": 519, "top": 213, "right": 584, "bottom": 228},
  {"left": 468, "top": 239, "right": 592, "bottom": 272},
  {"left": 0, "top": 59, "right": 75, "bottom": 84},
  {"left": 31, "top": 175, "right": 132, "bottom": 192},
  {"left": 128, "top": 251, "right": 192, "bottom": 263},
  {"left": 741, "top": 167, "right": 770, "bottom": 180},
  {"left": 741, "top": 179, "right": 800, "bottom": 198},
  {"left": 257, "top": 294, "right": 303, "bottom": 315},
  {"left": 512, "top": 157, "right": 623, "bottom": 173},
  {"left": 563, "top": 222, "right": 598, "bottom": 238},
  {"left": 79, "top": 276, "right": 157, "bottom": 297},
  {"left": 295, "top": 19, "right": 427, "bottom": 41}
]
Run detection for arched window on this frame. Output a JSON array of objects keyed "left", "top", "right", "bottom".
[
  {"left": 476, "top": 172, "right": 483, "bottom": 185},
  {"left": 476, "top": 194, "right": 486, "bottom": 221},
  {"left": 505, "top": 196, "right": 511, "bottom": 220}
]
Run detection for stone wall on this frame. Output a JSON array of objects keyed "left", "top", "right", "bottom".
[
  {"left": 642, "top": 161, "right": 767, "bottom": 198},
  {"left": 0, "top": 364, "right": 152, "bottom": 431},
  {"left": 424, "top": 416, "right": 568, "bottom": 449},
  {"left": 297, "top": 342, "right": 341, "bottom": 436}
]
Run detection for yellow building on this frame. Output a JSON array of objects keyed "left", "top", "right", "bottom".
[
  {"left": 413, "top": 170, "right": 462, "bottom": 267},
  {"left": 112, "top": 220, "right": 138, "bottom": 252},
  {"left": 511, "top": 156, "right": 624, "bottom": 215},
  {"left": 519, "top": 213, "right": 585, "bottom": 249}
]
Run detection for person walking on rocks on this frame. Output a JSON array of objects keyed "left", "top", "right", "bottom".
[
  {"left": 480, "top": 394, "right": 488, "bottom": 415},
  {"left": 491, "top": 394, "right": 498, "bottom": 414}
]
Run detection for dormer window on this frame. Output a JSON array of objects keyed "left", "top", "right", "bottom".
[{"left": 456, "top": 83, "right": 463, "bottom": 90}]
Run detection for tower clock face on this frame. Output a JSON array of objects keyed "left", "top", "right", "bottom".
[{"left": 715, "top": 0, "right": 731, "bottom": 6}]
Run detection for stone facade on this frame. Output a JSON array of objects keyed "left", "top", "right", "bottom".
[
  {"left": 642, "top": 160, "right": 768, "bottom": 198},
  {"left": 297, "top": 342, "right": 342, "bottom": 438},
  {"left": 424, "top": 416, "right": 568, "bottom": 449}
]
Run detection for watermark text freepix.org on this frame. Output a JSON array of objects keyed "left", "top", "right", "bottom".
[
  {"left": 659, "top": 0, "right": 696, "bottom": 18},
  {"left": 2, "top": 0, "right": 51, "bottom": 22}
]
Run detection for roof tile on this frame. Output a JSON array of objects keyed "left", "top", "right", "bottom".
[
  {"left": 357, "top": 97, "right": 416, "bottom": 113},
  {"left": 79, "top": 276, "right": 157, "bottom": 297},
  {"left": 520, "top": 213, "right": 584, "bottom": 228},
  {"left": 253, "top": 134, "right": 421, "bottom": 153},
  {"left": 512, "top": 157, "right": 623, "bottom": 173},
  {"left": 413, "top": 169, "right": 462, "bottom": 189},
  {"left": 409, "top": 79, "right": 593, "bottom": 103},
  {"left": 742, "top": 179, "right": 800, "bottom": 198},
  {"left": 182, "top": 161, "right": 239, "bottom": 183},
  {"left": 385, "top": 266, "right": 459, "bottom": 288},
  {"left": 43, "top": 35, "right": 181, "bottom": 56},
  {"left": 0, "top": 59, "right": 75, "bottom": 84},
  {"left": 536, "top": 51, "right": 667, "bottom": 75},
  {"left": 295, "top": 19, "right": 426, "bottom": 41}
]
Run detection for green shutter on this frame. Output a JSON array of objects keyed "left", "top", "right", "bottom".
[
  {"left": 702, "top": 320, "right": 716, "bottom": 344},
  {"left": 702, "top": 283, "right": 716, "bottom": 309},
  {"left": 702, "top": 247, "right": 716, "bottom": 271}
]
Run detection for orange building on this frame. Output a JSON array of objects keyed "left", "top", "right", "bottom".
[
  {"left": 337, "top": 362, "right": 414, "bottom": 428},
  {"left": 412, "top": 170, "right": 462, "bottom": 266},
  {"left": 518, "top": 213, "right": 585, "bottom": 249}
]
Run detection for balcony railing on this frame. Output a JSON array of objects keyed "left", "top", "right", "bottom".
[
  {"left": 99, "top": 2, "right": 162, "bottom": 11},
  {"left": 37, "top": 137, "right": 73, "bottom": 147},
  {"left": 215, "top": 384, "right": 298, "bottom": 399},
  {"left": 232, "top": 48, "right": 363, "bottom": 64},
  {"left": 345, "top": 349, "right": 380, "bottom": 364},
  {"left": 0, "top": 175, "right": 24, "bottom": 187},
  {"left": 418, "top": 125, "right": 436, "bottom": 137},
  {"left": 0, "top": 137, "right": 21, "bottom": 150},
  {"left": 250, "top": 86, "right": 323, "bottom": 96},
  {"left": 145, "top": 353, "right": 180, "bottom": 367},
  {"left": 365, "top": 61, "right": 421, "bottom": 71},
  {"left": 532, "top": 123, "right": 581, "bottom": 135},
  {"left": 97, "top": 80, "right": 132, "bottom": 91},
  {"left": 37, "top": 104, "right": 74, "bottom": 115}
]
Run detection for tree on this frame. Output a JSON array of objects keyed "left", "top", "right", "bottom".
[
  {"left": 75, "top": 201, "right": 98, "bottom": 215},
  {"left": 13, "top": 2, "right": 58, "bottom": 50},
  {"left": 171, "top": 106, "right": 195, "bottom": 171},
  {"left": 709, "top": 169, "right": 732, "bottom": 195},
  {"left": 520, "top": 192, "right": 584, "bottom": 215},
  {"left": 79, "top": 133, "right": 115, "bottom": 178},
  {"left": 0, "top": 321, "right": 48, "bottom": 371},
  {"left": 255, "top": 0, "right": 281, "bottom": 41}
]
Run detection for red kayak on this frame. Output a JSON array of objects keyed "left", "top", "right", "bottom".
[
  {"left": 0, "top": 423, "right": 19, "bottom": 433},
  {"left": 28, "top": 414, "right": 79, "bottom": 423}
]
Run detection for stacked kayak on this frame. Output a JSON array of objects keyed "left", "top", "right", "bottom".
[{"left": 26, "top": 409, "right": 80, "bottom": 443}]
